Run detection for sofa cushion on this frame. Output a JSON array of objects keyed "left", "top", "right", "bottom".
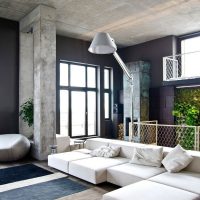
[
  {"left": 91, "top": 145, "right": 120, "bottom": 158},
  {"left": 69, "top": 156, "right": 128, "bottom": 184},
  {"left": 162, "top": 144, "right": 193, "bottom": 172},
  {"left": 108, "top": 140, "right": 145, "bottom": 159},
  {"left": 73, "top": 148, "right": 92, "bottom": 154},
  {"left": 48, "top": 151, "right": 92, "bottom": 173},
  {"left": 103, "top": 180, "right": 199, "bottom": 200},
  {"left": 130, "top": 146, "right": 163, "bottom": 167},
  {"left": 149, "top": 171, "right": 200, "bottom": 195},
  {"left": 85, "top": 138, "right": 109, "bottom": 150},
  {"left": 163, "top": 147, "right": 200, "bottom": 173},
  {"left": 107, "top": 163, "right": 166, "bottom": 186}
]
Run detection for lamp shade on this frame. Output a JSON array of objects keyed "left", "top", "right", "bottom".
[{"left": 88, "top": 32, "right": 117, "bottom": 54}]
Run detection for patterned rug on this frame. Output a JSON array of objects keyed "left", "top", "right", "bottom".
[
  {"left": 0, "top": 164, "right": 88, "bottom": 200},
  {"left": 0, "top": 164, "right": 52, "bottom": 185}
]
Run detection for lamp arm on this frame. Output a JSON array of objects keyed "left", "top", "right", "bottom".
[
  {"left": 113, "top": 51, "right": 134, "bottom": 142},
  {"left": 113, "top": 52, "right": 133, "bottom": 82}
]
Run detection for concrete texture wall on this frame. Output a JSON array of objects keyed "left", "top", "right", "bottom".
[
  {"left": 20, "top": 5, "right": 57, "bottom": 160},
  {"left": 0, "top": 18, "right": 19, "bottom": 134},
  {"left": 123, "top": 61, "right": 150, "bottom": 139},
  {"left": 19, "top": 32, "right": 34, "bottom": 138}
]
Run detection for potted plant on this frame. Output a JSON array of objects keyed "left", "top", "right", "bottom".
[{"left": 19, "top": 98, "right": 33, "bottom": 138}]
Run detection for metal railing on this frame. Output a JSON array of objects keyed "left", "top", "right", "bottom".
[
  {"left": 163, "top": 51, "right": 200, "bottom": 81},
  {"left": 129, "top": 121, "right": 200, "bottom": 151}
]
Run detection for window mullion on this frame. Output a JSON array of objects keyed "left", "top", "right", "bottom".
[
  {"left": 85, "top": 91, "right": 88, "bottom": 137},
  {"left": 68, "top": 89, "right": 72, "bottom": 138},
  {"left": 104, "top": 67, "right": 111, "bottom": 120},
  {"left": 85, "top": 66, "right": 88, "bottom": 137}
]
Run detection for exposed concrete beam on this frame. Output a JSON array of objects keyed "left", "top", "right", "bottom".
[{"left": 20, "top": 5, "right": 55, "bottom": 33}]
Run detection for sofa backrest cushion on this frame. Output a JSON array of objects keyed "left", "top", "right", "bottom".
[
  {"left": 162, "top": 145, "right": 193, "bottom": 172},
  {"left": 108, "top": 140, "right": 146, "bottom": 159},
  {"left": 85, "top": 138, "right": 109, "bottom": 150},
  {"left": 90, "top": 145, "right": 120, "bottom": 158},
  {"left": 86, "top": 138, "right": 200, "bottom": 173},
  {"left": 130, "top": 146, "right": 163, "bottom": 167},
  {"left": 163, "top": 147, "right": 200, "bottom": 173}
]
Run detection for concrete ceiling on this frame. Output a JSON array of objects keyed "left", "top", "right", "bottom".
[{"left": 0, "top": 0, "right": 200, "bottom": 47}]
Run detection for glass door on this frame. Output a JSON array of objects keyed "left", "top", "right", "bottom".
[
  {"left": 71, "top": 91, "right": 86, "bottom": 137},
  {"left": 87, "top": 91, "right": 97, "bottom": 136}
]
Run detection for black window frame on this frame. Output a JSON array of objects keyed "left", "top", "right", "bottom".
[
  {"left": 58, "top": 60, "right": 98, "bottom": 138},
  {"left": 177, "top": 31, "right": 200, "bottom": 54},
  {"left": 104, "top": 67, "right": 112, "bottom": 120},
  {"left": 176, "top": 32, "right": 200, "bottom": 80}
]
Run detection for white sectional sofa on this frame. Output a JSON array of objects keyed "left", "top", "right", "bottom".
[
  {"left": 103, "top": 180, "right": 199, "bottom": 200},
  {"left": 48, "top": 138, "right": 200, "bottom": 200}
]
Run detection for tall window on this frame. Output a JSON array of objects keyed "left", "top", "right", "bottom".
[
  {"left": 104, "top": 68, "right": 111, "bottom": 119},
  {"left": 180, "top": 35, "right": 200, "bottom": 78},
  {"left": 59, "top": 61, "right": 97, "bottom": 137}
]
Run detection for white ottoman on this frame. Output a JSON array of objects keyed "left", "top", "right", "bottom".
[
  {"left": 103, "top": 180, "right": 199, "bottom": 200},
  {"left": 0, "top": 134, "right": 30, "bottom": 162},
  {"left": 69, "top": 157, "right": 128, "bottom": 184},
  {"left": 48, "top": 151, "right": 92, "bottom": 173}
]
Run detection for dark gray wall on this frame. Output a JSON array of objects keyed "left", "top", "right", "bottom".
[
  {"left": 118, "top": 36, "right": 176, "bottom": 124},
  {"left": 0, "top": 17, "right": 196, "bottom": 136},
  {"left": 0, "top": 18, "right": 19, "bottom": 134},
  {"left": 56, "top": 35, "right": 123, "bottom": 138},
  {"left": 119, "top": 36, "right": 175, "bottom": 88},
  {"left": 150, "top": 86, "right": 175, "bottom": 124}
]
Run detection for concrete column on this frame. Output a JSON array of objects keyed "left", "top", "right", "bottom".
[
  {"left": 123, "top": 61, "right": 150, "bottom": 139},
  {"left": 20, "top": 5, "right": 56, "bottom": 160},
  {"left": 19, "top": 32, "right": 34, "bottom": 138}
]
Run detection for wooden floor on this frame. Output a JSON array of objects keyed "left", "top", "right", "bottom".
[{"left": 0, "top": 157, "right": 119, "bottom": 200}]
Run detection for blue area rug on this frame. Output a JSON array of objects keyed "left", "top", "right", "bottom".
[
  {"left": 0, "top": 164, "right": 52, "bottom": 185},
  {"left": 0, "top": 177, "right": 88, "bottom": 200}
]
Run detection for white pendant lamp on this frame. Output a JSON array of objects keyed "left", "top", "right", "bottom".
[{"left": 88, "top": 32, "right": 117, "bottom": 54}]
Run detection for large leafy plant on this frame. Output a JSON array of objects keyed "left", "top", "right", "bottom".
[
  {"left": 172, "top": 102, "right": 199, "bottom": 150},
  {"left": 172, "top": 102, "right": 199, "bottom": 126},
  {"left": 172, "top": 88, "right": 200, "bottom": 150},
  {"left": 19, "top": 98, "right": 33, "bottom": 127}
]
